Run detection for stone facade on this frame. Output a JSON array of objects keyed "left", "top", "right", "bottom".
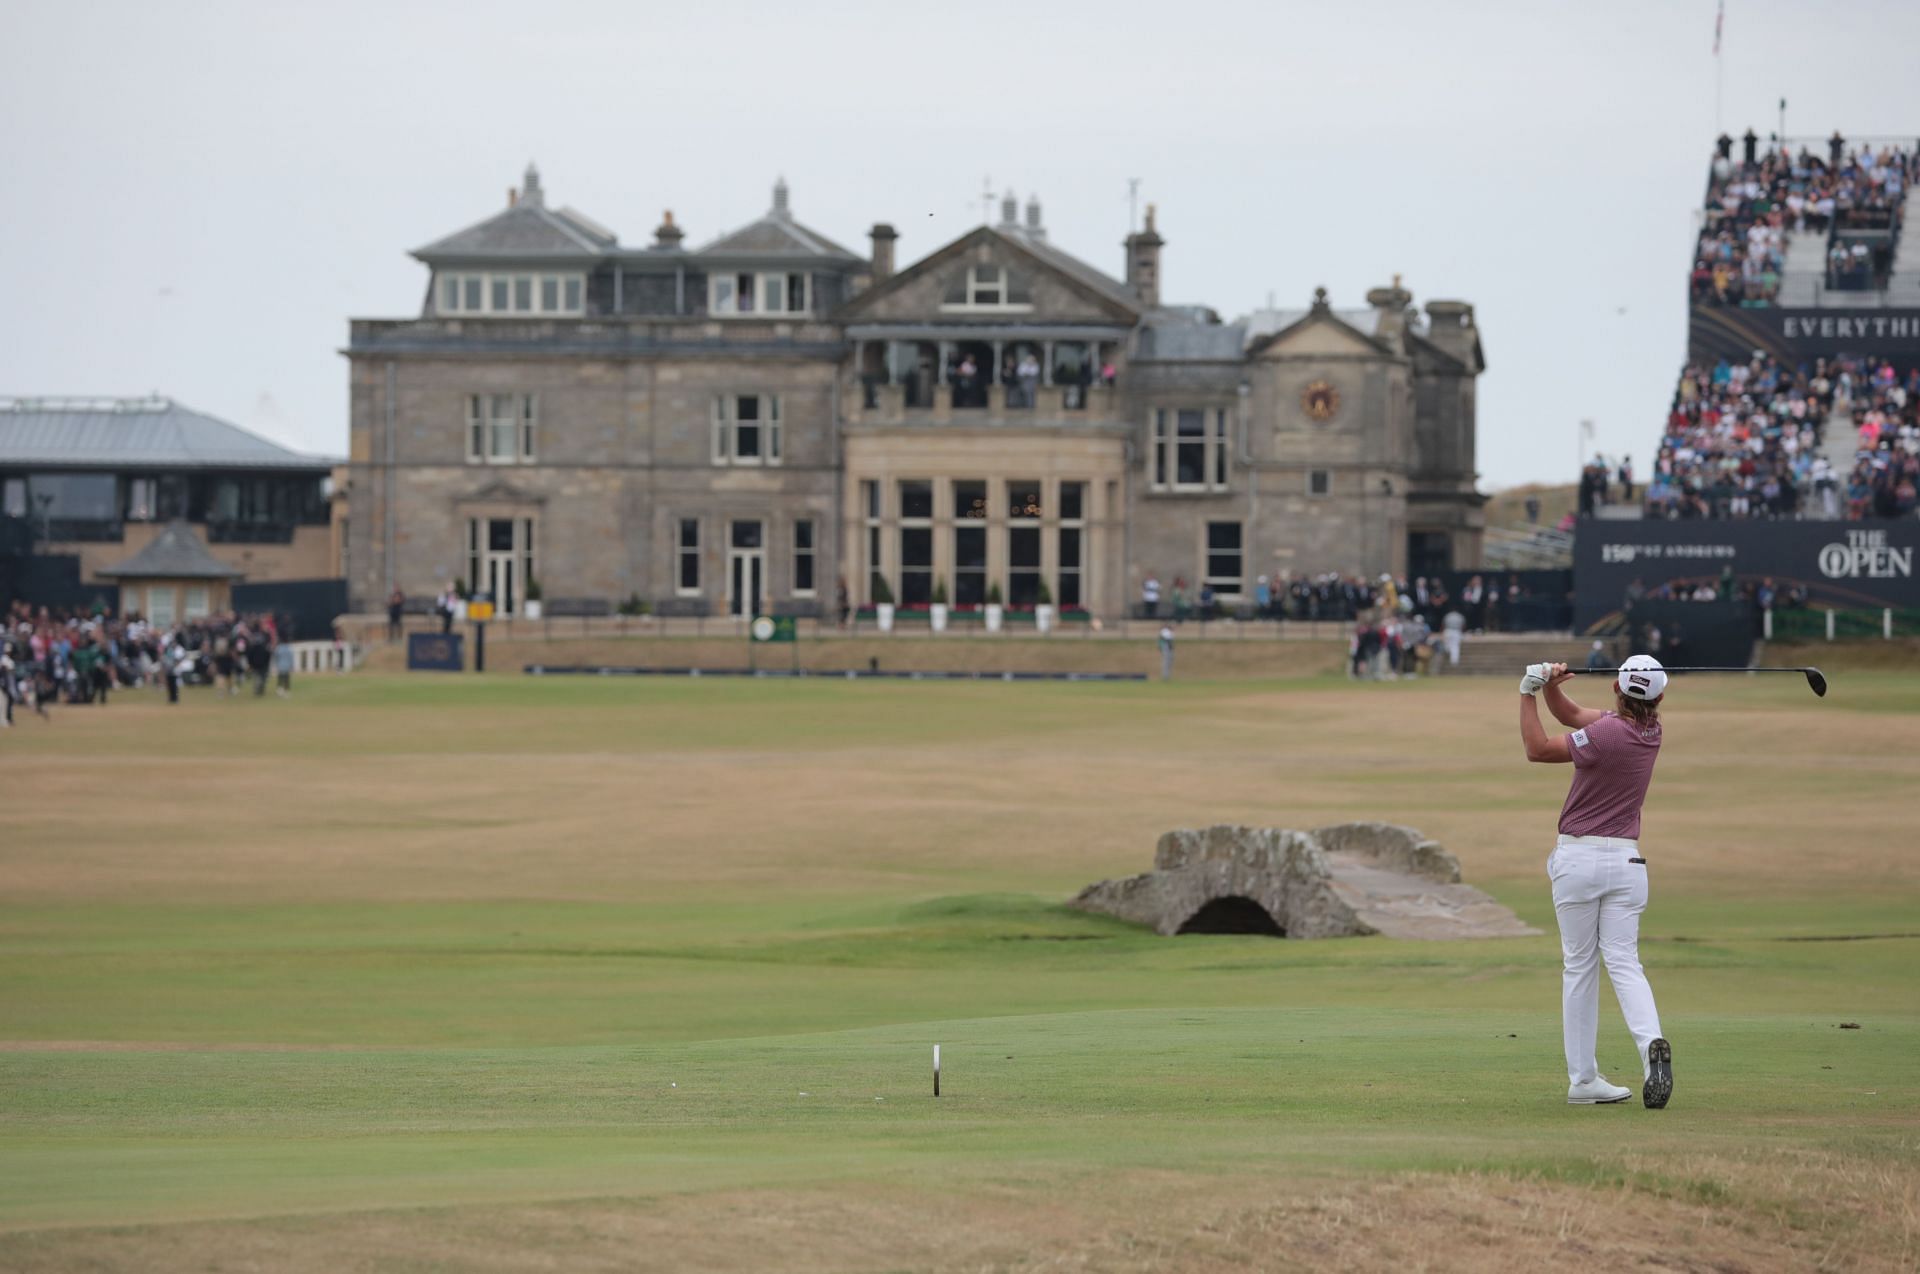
[{"left": 345, "top": 171, "right": 1485, "bottom": 617}]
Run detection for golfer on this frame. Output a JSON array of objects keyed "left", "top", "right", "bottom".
[{"left": 1518, "top": 654, "right": 1674, "bottom": 1109}]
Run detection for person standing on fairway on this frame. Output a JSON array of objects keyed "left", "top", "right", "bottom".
[{"left": 1518, "top": 654, "right": 1674, "bottom": 1110}]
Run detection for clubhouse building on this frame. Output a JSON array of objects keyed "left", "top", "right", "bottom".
[{"left": 343, "top": 167, "right": 1486, "bottom": 619}]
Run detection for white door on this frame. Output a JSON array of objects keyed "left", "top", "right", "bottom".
[
  {"left": 727, "top": 520, "right": 765, "bottom": 618},
  {"left": 477, "top": 517, "right": 524, "bottom": 615}
]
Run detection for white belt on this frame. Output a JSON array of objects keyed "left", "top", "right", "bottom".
[{"left": 1556, "top": 834, "right": 1639, "bottom": 851}]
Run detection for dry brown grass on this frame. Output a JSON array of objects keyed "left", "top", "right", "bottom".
[{"left": 1, "top": 1168, "right": 1909, "bottom": 1273}]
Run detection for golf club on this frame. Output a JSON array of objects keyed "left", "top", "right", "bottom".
[{"left": 1573, "top": 666, "right": 1828, "bottom": 698}]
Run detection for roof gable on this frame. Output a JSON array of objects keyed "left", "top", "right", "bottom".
[
  {"left": 695, "top": 178, "right": 859, "bottom": 261},
  {"left": 836, "top": 226, "right": 1140, "bottom": 324},
  {"left": 98, "top": 522, "right": 244, "bottom": 580},
  {"left": 1244, "top": 301, "right": 1390, "bottom": 360}
]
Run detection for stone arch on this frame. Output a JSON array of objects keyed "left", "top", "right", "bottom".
[{"left": 1175, "top": 896, "right": 1285, "bottom": 937}]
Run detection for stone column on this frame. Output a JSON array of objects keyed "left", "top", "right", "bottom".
[{"left": 986, "top": 476, "right": 1008, "bottom": 602}]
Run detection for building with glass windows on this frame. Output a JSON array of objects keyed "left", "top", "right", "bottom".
[
  {"left": 0, "top": 396, "right": 336, "bottom": 619},
  {"left": 344, "top": 167, "right": 1485, "bottom": 619}
]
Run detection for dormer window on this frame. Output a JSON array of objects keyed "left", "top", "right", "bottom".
[
  {"left": 438, "top": 272, "right": 584, "bottom": 317},
  {"left": 711, "top": 272, "right": 810, "bottom": 316}
]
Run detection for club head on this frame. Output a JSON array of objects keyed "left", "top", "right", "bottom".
[{"left": 1804, "top": 667, "right": 1828, "bottom": 699}]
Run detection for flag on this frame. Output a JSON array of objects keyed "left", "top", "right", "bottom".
[{"left": 1714, "top": 0, "right": 1723, "bottom": 55}]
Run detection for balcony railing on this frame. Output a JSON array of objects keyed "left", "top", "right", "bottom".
[{"left": 846, "top": 382, "right": 1119, "bottom": 423}]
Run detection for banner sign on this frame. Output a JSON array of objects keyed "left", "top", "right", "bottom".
[
  {"left": 1690, "top": 305, "right": 1920, "bottom": 368},
  {"left": 407, "top": 632, "right": 465, "bottom": 672},
  {"left": 1574, "top": 519, "right": 1920, "bottom": 631}
]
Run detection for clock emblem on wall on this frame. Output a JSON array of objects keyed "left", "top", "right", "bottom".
[{"left": 1302, "top": 379, "right": 1341, "bottom": 422}]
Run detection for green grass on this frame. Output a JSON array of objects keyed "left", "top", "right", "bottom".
[{"left": 0, "top": 672, "right": 1915, "bottom": 1264}]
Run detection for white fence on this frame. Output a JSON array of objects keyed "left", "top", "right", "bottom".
[{"left": 288, "top": 641, "right": 355, "bottom": 674}]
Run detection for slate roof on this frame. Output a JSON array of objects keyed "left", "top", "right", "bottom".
[
  {"left": 1136, "top": 313, "right": 1247, "bottom": 361},
  {"left": 0, "top": 398, "right": 332, "bottom": 471},
  {"left": 413, "top": 164, "right": 617, "bottom": 262},
  {"left": 97, "top": 522, "right": 245, "bottom": 580},
  {"left": 998, "top": 225, "right": 1139, "bottom": 311}
]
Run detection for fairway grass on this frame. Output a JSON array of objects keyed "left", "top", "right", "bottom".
[{"left": 2, "top": 672, "right": 1916, "bottom": 1270}]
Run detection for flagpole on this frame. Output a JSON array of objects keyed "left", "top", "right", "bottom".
[{"left": 1714, "top": 0, "right": 1725, "bottom": 136}]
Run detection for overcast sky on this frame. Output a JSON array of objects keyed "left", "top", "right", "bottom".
[{"left": 3, "top": 0, "right": 1916, "bottom": 490}]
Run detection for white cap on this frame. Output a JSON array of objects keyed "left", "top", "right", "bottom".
[{"left": 1616, "top": 653, "right": 1668, "bottom": 700}]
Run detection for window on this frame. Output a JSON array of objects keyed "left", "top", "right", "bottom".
[
  {"left": 1205, "top": 522, "right": 1243, "bottom": 596},
  {"left": 677, "top": 518, "right": 701, "bottom": 594},
  {"left": 438, "top": 272, "right": 585, "bottom": 317},
  {"left": 968, "top": 265, "right": 1004, "bottom": 306},
  {"left": 183, "top": 585, "right": 211, "bottom": 620},
  {"left": 1151, "top": 406, "right": 1229, "bottom": 492},
  {"left": 3, "top": 477, "right": 25, "bottom": 518},
  {"left": 955, "top": 523, "right": 987, "bottom": 607},
  {"left": 1058, "top": 481, "right": 1085, "bottom": 609},
  {"left": 709, "top": 272, "right": 808, "bottom": 315},
  {"left": 145, "top": 586, "right": 176, "bottom": 627},
  {"left": 711, "top": 394, "right": 782, "bottom": 466},
  {"left": 1309, "top": 469, "right": 1331, "bottom": 496},
  {"left": 468, "top": 394, "right": 536, "bottom": 464},
  {"left": 953, "top": 479, "right": 988, "bottom": 521},
  {"left": 1176, "top": 410, "right": 1207, "bottom": 486},
  {"left": 1009, "top": 526, "right": 1042, "bottom": 608},
  {"left": 899, "top": 479, "right": 933, "bottom": 520},
  {"left": 126, "top": 477, "right": 157, "bottom": 521},
  {"left": 1007, "top": 479, "right": 1042, "bottom": 520},
  {"left": 793, "top": 520, "right": 816, "bottom": 595}
]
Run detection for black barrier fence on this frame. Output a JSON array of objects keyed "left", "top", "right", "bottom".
[
  {"left": 1429, "top": 569, "right": 1573, "bottom": 632},
  {"left": 1620, "top": 600, "right": 1757, "bottom": 669},
  {"left": 231, "top": 578, "right": 348, "bottom": 642},
  {"left": 0, "top": 551, "right": 107, "bottom": 616},
  {"left": 1574, "top": 519, "right": 1920, "bottom": 632}
]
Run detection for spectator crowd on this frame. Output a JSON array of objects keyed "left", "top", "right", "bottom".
[
  {"left": 1641, "top": 352, "right": 1919, "bottom": 521},
  {"left": 1691, "top": 133, "right": 1915, "bottom": 306},
  {"left": 1, "top": 601, "right": 299, "bottom": 725}
]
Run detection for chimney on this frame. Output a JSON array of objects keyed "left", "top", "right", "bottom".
[
  {"left": 1024, "top": 194, "right": 1044, "bottom": 240},
  {"left": 507, "top": 188, "right": 518, "bottom": 208},
  {"left": 655, "top": 210, "right": 685, "bottom": 250},
  {"left": 1123, "top": 203, "right": 1164, "bottom": 309},
  {"left": 772, "top": 176, "right": 790, "bottom": 217},
  {"left": 1423, "top": 299, "right": 1480, "bottom": 368},
  {"left": 999, "top": 189, "right": 1018, "bottom": 227},
  {"left": 869, "top": 223, "right": 898, "bottom": 280},
  {"left": 521, "top": 162, "right": 544, "bottom": 208}
]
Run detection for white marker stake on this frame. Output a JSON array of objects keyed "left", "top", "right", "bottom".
[{"left": 933, "top": 1044, "right": 941, "bottom": 1097}]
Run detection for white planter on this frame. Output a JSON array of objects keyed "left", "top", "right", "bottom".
[
  {"left": 1035, "top": 604, "right": 1055, "bottom": 634},
  {"left": 984, "top": 603, "right": 1004, "bottom": 633},
  {"left": 523, "top": 599, "right": 543, "bottom": 620},
  {"left": 876, "top": 603, "right": 895, "bottom": 633},
  {"left": 930, "top": 603, "right": 949, "bottom": 633}
]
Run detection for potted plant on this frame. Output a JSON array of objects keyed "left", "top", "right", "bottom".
[
  {"left": 1034, "top": 577, "right": 1055, "bottom": 635},
  {"left": 523, "top": 576, "right": 543, "bottom": 620},
  {"left": 873, "top": 575, "right": 896, "bottom": 634},
  {"left": 984, "top": 581, "right": 1004, "bottom": 634},
  {"left": 930, "top": 577, "right": 949, "bottom": 633}
]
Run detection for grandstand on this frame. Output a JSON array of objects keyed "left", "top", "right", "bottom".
[{"left": 1627, "top": 132, "right": 1920, "bottom": 526}]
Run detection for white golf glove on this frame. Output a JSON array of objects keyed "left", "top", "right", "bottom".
[{"left": 1518, "top": 662, "right": 1551, "bottom": 695}]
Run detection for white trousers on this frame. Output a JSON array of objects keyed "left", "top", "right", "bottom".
[{"left": 1548, "top": 842, "right": 1663, "bottom": 1084}]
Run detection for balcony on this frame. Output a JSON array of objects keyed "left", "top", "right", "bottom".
[{"left": 847, "top": 381, "right": 1120, "bottom": 426}]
